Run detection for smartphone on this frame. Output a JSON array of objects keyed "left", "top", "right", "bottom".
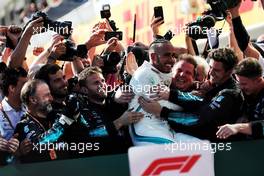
[
  {"left": 154, "top": 6, "right": 164, "bottom": 23},
  {"left": 105, "top": 31, "right": 123, "bottom": 41}
]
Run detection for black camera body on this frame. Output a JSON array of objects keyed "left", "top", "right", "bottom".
[
  {"left": 186, "top": 0, "right": 228, "bottom": 40},
  {"left": 206, "top": 0, "right": 258, "bottom": 19},
  {"left": 30, "top": 11, "right": 72, "bottom": 38},
  {"left": 100, "top": 4, "right": 122, "bottom": 40},
  {"left": 100, "top": 4, "right": 111, "bottom": 19},
  {"left": 99, "top": 52, "right": 121, "bottom": 74},
  {"left": 104, "top": 31, "right": 122, "bottom": 41},
  {"left": 127, "top": 45, "right": 149, "bottom": 67},
  {"left": 59, "top": 40, "right": 88, "bottom": 61},
  {"left": 187, "top": 0, "right": 258, "bottom": 40},
  {"left": 207, "top": 0, "right": 240, "bottom": 10},
  {"left": 164, "top": 30, "right": 175, "bottom": 41}
]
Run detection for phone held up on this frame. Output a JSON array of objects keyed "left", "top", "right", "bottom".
[{"left": 154, "top": 6, "right": 164, "bottom": 24}]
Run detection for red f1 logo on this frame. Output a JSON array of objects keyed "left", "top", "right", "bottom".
[{"left": 142, "top": 155, "right": 201, "bottom": 176}]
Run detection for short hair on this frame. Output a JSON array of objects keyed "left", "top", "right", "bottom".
[
  {"left": 207, "top": 48, "right": 238, "bottom": 71},
  {"left": 193, "top": 56, "right": 210, "bottom": 77},
  {"left": 149, "top": 38, "right": 172, "bottom": 53},
  {"left": 1, "top": 67, "right": 27, "bottom": 96},
  {"left": 20, "top": 79, "right": 46, "bottom": 106},
  {"left": 176, "top": 54, "right": 197, "bottom": 77},
  {"left": 235, "top": 57, "right": 263, "bottom": 78},
  {"left": 78, "top": 66, "right": 102, "bottom": 87},
  {"left": 178, "top": 54, "right": 198, "bottom": 68},
  {"left": 34, "top": 64, "right": 61, "bottom": 87}
]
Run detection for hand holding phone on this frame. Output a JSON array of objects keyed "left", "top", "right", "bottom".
[
  {"left": 154, "top": 6, "right": 164, "bottom": 24},
  {"left": 104, "top": 31, "right": 123, "bottom": 41}
]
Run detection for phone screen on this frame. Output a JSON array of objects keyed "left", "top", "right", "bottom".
[{"left": 154, "top": 6, "right": 164, "bottom": 23}]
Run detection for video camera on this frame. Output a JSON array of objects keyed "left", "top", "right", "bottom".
[
  {"left": 164, "top": 30, "right": 175, "bottom": 41},
  {"left": 29, "top": 11, "right": 72, "bottom": 38},
  {"left": 27, "top": 12, "right": 88, "bottom": 61},
  {"left": 100, "top": 4, "right": 123, "bottom": 40},
  {"left": 95, "top": 52, "right": 121, "bottom": 74},
  {"left": 187, "top": 0, "right": 260, "bottom": 40},
  {"left": 186, "top": 0, "right": 228, "bottom": 40}
]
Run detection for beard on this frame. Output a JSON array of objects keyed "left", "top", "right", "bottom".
[
  {"left": 38, "top": 101, "right": 53, "bottom": 114},
  {"left": 52, "top": 90, "right": 68, "bottom": 99}
]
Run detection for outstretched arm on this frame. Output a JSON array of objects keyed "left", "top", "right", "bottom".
[{"left": 8, "top": 17, "right": 44, "bottom": 68}]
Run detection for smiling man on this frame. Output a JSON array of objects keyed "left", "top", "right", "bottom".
[
  {"left": 138, "top": 48, "right": 244, "bottom": 141},
  {"left": 217, "top": 58, "right": 264, "bottom": 140},
  {"left": 34, "top": 64, "right": 68, "bottom": 123},
  {"left": 128, "top": 39, "right": 198, "bottom": 145},
  {"left": 172, "top": 54, "right": 197, "bottom": 92}
]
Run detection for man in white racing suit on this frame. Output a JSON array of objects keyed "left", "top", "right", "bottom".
[{"left": 129, "top": 39, "right": 199, "bottom": 145}]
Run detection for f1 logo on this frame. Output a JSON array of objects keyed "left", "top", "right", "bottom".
[{"left": 142, "top": 155, "right": 201, "bottom": 176}]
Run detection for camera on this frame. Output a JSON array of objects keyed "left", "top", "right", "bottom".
[
  {"left": 100, "top": 4, "right": 111, "bottom": 19},
  {"left": 99, "top": 52, "right": 121, "bottom": 74},
  {"left": 127, "top": 45, "right": 149, "bottom": 66},
  {"left": 100, "top": 4, "right": 123, "bottom": 41},
  {"left": 100, "top": 4, "right": 118, "bottom": 31},
  {"left": 186, "top": 0, "right": 228, "bottom": 40},
  {"left": 206, "top": 0, "right": 259, "bottom": 19},
  {"left": 187, "top": 15, "right": 217, "bottom": 40},
  {"left": 164, "top": 30, "right": 175, "bottom": 41},
  {"left": 187, "top": 0, "right": 259, "bottom": 40},
  {"left": 29, "top": 11, "right": 72, "bottom": 38},
  {"left": 208, "top": 0, "right": 240, "bottom": 9},
  {"left": 59, "top": 40, "right": 88, "bottom": 61}
]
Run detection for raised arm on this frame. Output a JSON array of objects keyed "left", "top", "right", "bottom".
[
  {"left": 7, "top": 17, "right": 44, "bottom": 68},
  {"left": 229, "top": 2, "right": 260, "bottom": 59}
]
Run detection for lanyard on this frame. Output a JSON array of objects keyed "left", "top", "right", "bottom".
[{"left": 1, "top": 109, "right": 15, "bottom": 130}]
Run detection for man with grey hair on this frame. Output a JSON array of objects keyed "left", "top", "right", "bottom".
[{"left": 14, "top": 79, "right": 77, "bottom": 163}]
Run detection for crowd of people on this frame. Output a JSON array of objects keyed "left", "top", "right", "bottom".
[{"left": 1, "top": 1, "right": 264, "bottom": 166}]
